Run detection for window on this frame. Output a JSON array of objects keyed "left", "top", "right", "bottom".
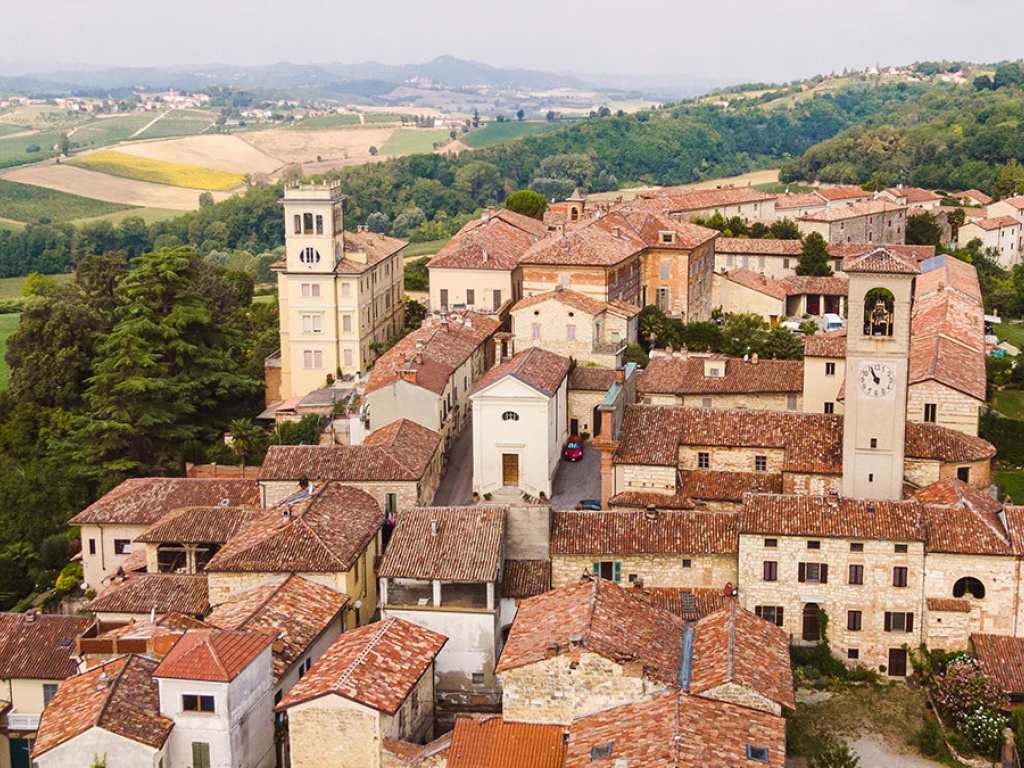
[
  {"left": 531, "top": 323, "right": 541, "bottom": 340},
  {"left": 894, "top": 544, "right": 908, "bottom": 554},
  {"left": 747, "top": 745, "right": 770, "bottom": 763},
  {"left": 439, "top": 289, "right": 449, "bottom": 308},
  {"left": 755, "top": 606, "right": 784, "bottom": 626},
  {"left": 754, "top": 455, "right": 767, "bottom": 472},
  {"left": 783, "top": 258, "right": 791, "bottom": 269},
  {"left": 192, "top": 743, "right": 211, "bottom": 768},
  {"left": 183, "top": 694, "right": 215, "bottom": 713},
  {"left": 681, "top": 558, "right": 692, "bottom": 569},
  {"left": 847, "top": 610, "right": 862, "bottom": 631},
  {"left": 798, "top": 562, "right": 828, "bottom": 584},
  {"left": 293, "top": 214, "right": 302, "bottom": 234},
  {"left": 343, "top": 349, "right": 353, "bottom": 367},
  {"left": 656, "top": 287, "right": 670, "bottom": 312},
  {"left": 591, "top": 742, "right": 614, "bottom": 760},
  {"left": 807, "top": 540, "right": 821, "bottom": 550},
  {"left": 315, "top": 215, "right": 323, "bottom": 234},
  {"left": 303, "top": 212, "right": 314, "bottom": 233},
  {"left": 787, "top": 394, "right": 798, "bottom": 410},
  {"left": 297, "top": 657, "right": 312, "bottom": 678},
  {"left": 299, "top": 246, "right": 321, "bottom": 265},
  {"left": 850, "top": 542, "right": 864, "bottom": 552},
  {"left": 611, "top": 332, "right": 620, "bottom": 344},
  {"left": 802, "top": 603, "right": 821, "bottom": 642},
  {"left": 824, "top": 402, "right": 835, "bottom": 414},
  {"left": 501, "top": 411, "right": 519, "bottom": 421},
  {"left": 113, "top": 539, "right": 131, "bottom": 555},
  {"left": 953, "top": 577, "right": 985, "bottom": 599},
  {"left": 893, "top": 567, "right": 908, "bottom": 587},
  {"left": 701, "top": 397, "right": 712, "bottom": 408},
  {"left": 493, "top": 289, "right": 502, "bottom": 308},
  {"left": 763, "top": 561, "right": 778, "bottom": 581},
  {"left": 472, "top": 672, "right": 485, "bottom": 685},
  {"left": 825, "top": 362, "right": 836, "bottom": 377},
  {"left": 300, "top": 282, "right": 321, "bottom": 298},
  {"left": 303, "top": 349, "right": 324, "bottom": 369},
  {"left": 848, "top": 564, "right": 864, "bottom": 585},
  {"left": 870, "top": 438, "right": 878, "bottom": 448},
  {"left": 566, "top": 325, "right": 576, "bottom": 341},
  {"left": 342, "top": 314, "right": 353, "bottom": 333},
  {"left": 957, "top": 466, "right": 970, "bottom": 483},
  {"left": 848, "top": 648, "right": 860, "bottom": 660},
  {"left": 764, "top": 538, "right": 778, "bottom": 548},
  {"left": 592, "top": 561, "right": 621, "bottom": 583},
  {"left": 924, "top": 403, "right": 937, "bottom": 423},
  {"left": 560, "top": 274, "right": 570, "bottom": 289},
  {"left": 341, "top": 282, "right": 352, "bottom": 298},
  {"left": 884, "top": 612, "right": 914, "bottom": 633},
  {"left": 466, "top": 289, "right": 475, "bottom": 306},
  {"left": 697, "top": 451, "right": 710, "bottom": 469},
  {"left": 43, "top": 683, "right": 58, "bottom": 707},
  {"left": 88, "top": 539, "right": 97, "bottom": 555},
  {"left": 659, "top": 264, "right": 671, "bottom": 279},
  {"left": 301, "top": 314, "right": 323, "bottom": 334}
]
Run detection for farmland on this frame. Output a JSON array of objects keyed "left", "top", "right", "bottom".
[
  {"left": 289, "top": 114, "right": 362, "bottom": 130},
  {"left": 0, "top": 178, "right": 132, "bottom": 223},
  {"left": 0, "top": 130, "right": 61, "bottom": 168},
  {"left": 68, "top": 114, "right": 155, "bottom": 149},
  {"left": 68, "top": 150, "right": 244, "bottom": 191},
  {"left": 461, "top": 120, "right": 564, "bottom": 149},
  {"left": 380, "top": 128, "right": 451, "bottom": 155},
  {"left": 0, "top": 273, "right": 74, "bottom": 301},
  {"left": 132, "top": 109, "right": 216, "bottom": 140}
]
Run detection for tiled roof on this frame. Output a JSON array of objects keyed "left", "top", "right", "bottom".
[
  {"left": 379, "top": 507, "right": 505, "bottom": 582},
  {"left": 1004, "top": 506, "right": 1024, "bottom": 555},
  {"left": 642, "top": 186, "right": 775, "bottom": 212},
  {"left": 336, "top": 230, "right": 406, "bottom": 275},
  {"left": 502, "top": 560, "right": 551, "bottom": 599},
  {"left": 277, "top": 617, "right": 446, "bottom": 714},
  {"left": 915, "top": 479, "right": 1010, "bottom": 555},
  {"left": 551, "top": 510, "right": 737, "bottom": 555},
  {"left": 632, "top": 587, "right": 734, "bottom": 620},
  {"left": 617, "top": 208, "right": 718, "bottom": 250},
  {"left": 512, "top": 288, "right": 641, "bottom": 319},
  {"left": 842, "top": 246, "right": 921, "bottom": 275},
  {"left": 638, "top": 355, "right": 803, "bottom": 396},
  {"left": 568, "top": 366, "right": 617, "bottom": 392},
  {"left": 677, "top": 469, "right": 783, "bottom": 501},
  {"left": 815, "top": 186, "right": 872, "bottom": 202},
  {"left": 960, "top": 189, "right": 992, "bottom": 205},
  {"left": 803, "top": 330, "right": 847, "bottom": 358},
  {"left": 775, "top": 193, "right": 829, "bottom": 211},
  {"left": 85, "top": 574, "right": 210, "bottom": 616},
  {"left": 909, "top": 336, "right": 986, "bottom": 400},
  {"left": 971, "top": 634, "right": 1024, "bottom": 695},
  {"left": 716, "top": 268, "right": 789, "bottom": 300},
  {"left": 205, "top": 575, "right": 348, "bottom": 679},
  {"left": 0, "top": 614, "right": 96, "bottom": 680},
  {"left": 905, "top": 422, "right": 996, "bottom": 462},
  {"left": 918, "top": 255, "right": 983, "bottom": 303},
  {"left": 521, "top": 214, "right": 645, "bottom": 267},
  {"left": 689, "top": 604, "right": 795, "bottom": 710},
  {"left": 965, "top": 215, "right": 1020, "bottom": 232},
  {"left": 495, "top": 577, "right": 685, "bottom": 686},
  {"left": 784, "top": 275, "right": 848, "bottom": 296},
  {"left": 449, "top": 716, "right": 568, "bottom": 768},
  {"left": 383, "top": 733, "right": 453, "bottom": 765},
  {"left": 829, "top": 242, "right": 935, "bottom": 264},
  {"left": 97, "top": 612, "right": 211, "bottom": 639},
  {"left": 428, "top": 210, "right": 547, "bottom": 271},
  {"left": 154, "top": 629, "right": 273, "bottom": 682},
  {"left": 608, "top": 491, "right": 696, "bottom": 510},
  {"left": 801, "top": 199, "right": 904, "bottom": 222},
  {"left": 565, "top": 690, "right": 786, "bottom": 768},
  {"left": 715, "top": 237, "right": 802, "bottom": 255},
  {"left": 206, "top": 482, "right": 382, "bottom": 573},
  {"left": 473, "top": 347, "right": 570, "bottom": 397},
  {"left": 32, "top": 655, "right": 172, "bottom": 757},
  {"left": 135, "top": 506, "right": 264, "bottom": 544},
  {"left": 258, "top": 423, "right": 441, "bottom": 482},
  {"left": 739, "top": 495, "right": 925, "bottom": 541},
  {"left": 887, "top": 186, "right": 942, "bottom": 204},
  {"left": 928, "top": 598, "right": 970, "bottom": 613},
  {"left": 70, "top": 478, "right": 260, "bottom": 526}
]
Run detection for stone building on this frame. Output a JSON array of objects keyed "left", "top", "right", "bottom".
[
  {"left": 711, "top": 268, "right": 788, "bottom": 323},
  {"left": 959, "top": 215, "right": 1022, "bottom": 269},
  {"left": 715, "top": 237, "right": 803, "bottom": 281},
  {"left": 797, "top": 200, "right": 907, "bottom": 245},
  {"left": 637, "top": 186, "right": 777, "bottom": 223}
]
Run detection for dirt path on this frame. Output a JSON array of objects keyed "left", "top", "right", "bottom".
[
  {"left": 130, "top": 110, "right": 167, "bottom": 139},
  {"left": 849, "top": 735, "right": 947, "bottom": 768}
]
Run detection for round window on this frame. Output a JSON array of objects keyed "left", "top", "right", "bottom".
[{"left": 300, "top": 247, "right": 321, "bottom": 265}]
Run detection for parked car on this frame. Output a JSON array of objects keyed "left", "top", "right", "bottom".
[
  {"left": 577, "top": 499, "right": 602, "bottom": 511},
  {"left": 564, "top": 436, "right": 583, "bottom": 461}
]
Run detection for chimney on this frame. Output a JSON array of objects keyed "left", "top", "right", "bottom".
[
  {"left": 643, "top": 505, "right": 658, "bottom": 521},
  {"left": 750, "top": 353, "right": 759, "bottom": 365},
  {"left": 568, "top": 634, "right": 583, "bottom": 650},
  {"left": 430, "top": 519, "right": 438, "bottom": 537},
  {"left": 23, "top": 610, "right": 37, "bottom": 624},
  {"left": 611, "top": 225, "right": 621, "bottom": 237},
  {"left": 615, "top": 368, "right": 625, "bottom": 385},
  {"left": 482, "top": 250, "right": 489, "bottom": 263},
  {"left": 546, "top": 641, "right": 560, "bottom": 659}
]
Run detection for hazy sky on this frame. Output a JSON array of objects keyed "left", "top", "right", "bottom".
[{"left": 3, "top": 0, "right": 1021, "bottom": 85}]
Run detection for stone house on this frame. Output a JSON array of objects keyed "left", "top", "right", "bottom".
[
  {"left": 379, "top": 506, "right": 506, "bottom": 707},
  {"left": 957, "top": 215, "right": 1021, "bottom": 269},
  {"left": 715, "top": 237, "right": 803, "bottom": 281},
  {"left": 960, "top": 190, "right": 993, "bottom": 207},
  {"left": 510, "top": 288, "right": 639, "bottom": 368},
  {"left": 797, "top": 200, "right": 908, "bottom": 245},
  {"left": 133, "top": 506, "right": 266, "bottom": 576},
  {"left": 738, "top": 494, "right": 927, "bottom": 674},
  {"left": 257, "top": 419, "right": 444, "bottom": 512},
  {"left": 774, "top": 192, "right": 830, "bottom": 221},
  {"left": 970, "top": 634, "right": 1024, "bottom": 704},
  {"left": 882, "top": 186, "right": 942, "bottom": 211},
  {"left": 637, "top": 187, "right": 777, "bottom": 223},
  {"left": 427, "top": 208, "right": 548, "bottom": 316},
  {"left": 802, "top": 331, "right": 846, "bottom": 416},
  {"left": 638, "top": 353, "right": 803, "bottom": 412},
  {"left": 711, "top": 268, "right": 788, "bottom": 323},
  {"left": 567, "top": 367, "right": 616, "bottom": 440},
  {"left": 276, "top": 617, "right": 446, "bottom": 768},
  {"left": 608, "top": 469, "right": 781, "bottom": 513},
  {"left": 69, "top": 478, "right": 261, "bottom": 593},
  {"left": 986, "top": 195, "right": 1024, "bottom": 230},
  {"left": 205, "top": 482, "right": 383, "bottom": 628},
  {"left": 470, "top": 348, "right": 571, "bottom": 499},
  {"left": 365, "top": 312, "right": 500, "bottom": 451},
  {"left": 812, "top": 186, "right": 874, "bottom": 207},
  {"left": 783, "top": 275, "right": 848, "bottom": 318}
]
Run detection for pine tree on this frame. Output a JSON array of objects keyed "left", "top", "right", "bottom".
[{"left": 796, "top": 232, "right": 834, "bottom": 276}]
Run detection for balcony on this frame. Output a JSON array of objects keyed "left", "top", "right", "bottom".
[{"left": 6, "top": 711, "right": 41, "bottom": 732}]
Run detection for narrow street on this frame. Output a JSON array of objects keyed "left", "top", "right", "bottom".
[{"left": 431, "top": 418, "right": 474, "bottom": 506}]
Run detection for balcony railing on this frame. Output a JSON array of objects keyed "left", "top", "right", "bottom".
[{"left": 7, "top": 711, "right": 41, "bottom": 731}]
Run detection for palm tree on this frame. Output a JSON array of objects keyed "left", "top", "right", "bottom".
[{"left": 228, "top": 418, "right": 268, "bottom": 467}]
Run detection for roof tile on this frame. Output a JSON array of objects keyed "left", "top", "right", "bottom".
[
  {"left": 380, "top": 507, "right": 505, "bottom": 582},
  {"left": 154, "top": 629, "right": 272, "bottom": 682}
]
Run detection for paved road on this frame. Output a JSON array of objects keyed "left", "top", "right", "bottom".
[
  {"left": 548, "top": 441, "right": 602, "bottom": 510},
  {"left": 431, "top": 420, "right": 474, "bottom": 506}
]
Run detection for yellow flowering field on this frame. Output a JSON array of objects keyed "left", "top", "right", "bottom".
[{"left": 68, "top": 150, "right": 244, "bottom": 191}]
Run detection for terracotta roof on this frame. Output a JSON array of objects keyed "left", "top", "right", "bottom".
[
  {"left": 774, "top": 193, "right": 829, "bottom": 211},
  {"left": 565, "top": 690, "right": 786, "bottom": 768},
  {"left": 917, "top": 255, "right": 983, "bottom": 303},
  {"left": 642, "top": 186, "right": 775, "bottom": 212},
  {"left": 32, "top": 655, "right": 172, "bottom": 757},
  {"left": 909, "top": 336, "right": 986, "bottom": 400},
  {"left": 905, "top": 422, "right": 996, "bottom": 462},
  {"left": 521, "top": 214, "right": 645, "bottom": 267},
  {"left": 428, "top": 210, "right": 547, "bottom": 271},
  {"left": 383, "top": 733, "right": 453, "bottom": 765},
  {"left": 801, "top": 199, "right": 905, "bottom": 223},
  {"left": 512, "top": 288, "right": 640, "bottom": 319},
  {"left": 1004, "top": 507, "right": 1024, "bottom": 555},
  {"left": 380, "top": 507, "right": 505, "bottom": 582},
  {"left": 740, "top": 494, "right": 925, "bottom": 541},
  {"left": 135, "top": 506, "right": 264, "bottom": 544},
  {"left": 842, "top": 246, "right": 921, "bottom": 275},
  {"left": 829, "top": 242, "right": 935, "bottom": 264},
  {"left": 632, "top": 587, "right": 734, "bottom": 620},
  {"left": 928, "top": 598, "right": 970, "bottom": 613},
  {"left": 688, "top": 604, "right": 795, "bottom": 710},
  {"left": 784, "top": 275, "right": 848, "bottom": 296},
  {"left": 258, "top": 424, "right": 441, "bottom": 482},
  {"left": 97, "top": 612, "right": 211, "bottom": 639},
  {"left": 277, "top": 617, "right": 446, "bottom": 714},
  {"left": 960, "top": 189, "right": 992, "bottom": 205},
  {"left": 85, "top": 573, "right": 210, "bottom": 616},
  {"left": 638, "top": 355, "right": 802, "bottom": 396},
  {"left": 449, "top": 716, "right": 568, "bottom": 768},
  {"left": 887, "top": 187, "right": 942, "bottom": 204},
  {"left": 0, "top": 614, "right": 96, "bottom": 680},
  {"left": 336, "top": 230, "right": 406, "bottom": 275},
  {"left": 154, "top": 629, "right": 272, "bottom": 682},
  {"left": 965, "top": 215, "right": 1020, "bottom": 232},
  {"left": 502, "top": 560, "right": 551, "bottom": 599},
  {"left": 716, "top": 237, "right": 802, "bottom": 255},
  {"left": 803, "top": 330, "right": 847, "bottom": 358},
  {"left": 608, "top": 491, "right": 696, "bottom": 509},
  {"left": 473, "top": 347, "right": 570, "bottom": 397},
  {"left": 568, "top": 366, "right": 617, "bottom": 392},
  {"left": 206, "top": 482, "right": 382, "bottom": 573},
  {"left": 205, "top": 575, "right": 348, "bottom": 679},
  {"left": 677, "top": 469, "right": 783, "bottom": 501},
  {"left": 551, "top": 510, "right": 737, "bottom": 555},
  {"left": 70, "top": 478, "right": 260, "bottom": 526},
  {"left": 616, "top": 208, "right": 718, "bottom": 250},
  {"left": 496, "top": 577, "right": 685, "bottom": 686},
  {"left": 971, "top": 634, "right": 1024, "bottom": 695},
  {"left": 914, "top": 480, "right": 1010, "bottom": 555},
  {"left": 716, "top": 268, "right": 789, "bottom": 300},
  {"left": 815, "top": 186, "right": 872, "bottom": 202}
]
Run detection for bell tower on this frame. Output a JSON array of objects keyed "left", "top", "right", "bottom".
[
  {"left": 841, "top": 248, "right": 919, "bottom": 500},
  {"left": 282, "top": 181, "right": 346, "bottom": 273}
]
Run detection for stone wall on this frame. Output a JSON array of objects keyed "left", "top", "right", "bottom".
[
  {"left": 506, "top": 505, "right": 551, "bottom": 560},
  {"left": 924, "top": 608, "right": 971, "bottom": 653},
  {"left": 550, "top": 553, "right": 737, "bottom": 590},
  {"left": 616, "top": 464, "right": 677, "bottom": 494},
  {"left": 260, "top": 479, "right": 422, "bottom": 510},
  {"left": 782, "top": 473, "right": 842, "bottom": 496},
  {"left": 924, "top": 553, "right": 1017, "bottom": 637},
  {"left": 907, "top": 381, "right": 982, "bottom": 437},
  {"left": 697, "top": 681, "right": 781, "bottom": 716},
  {"left": 678, "top": 393, "right": 800, "bottom": 412},
  {"left": 679, "top": 445, "right": 786, "bottom": 474},
  {"left": 569, "top": 390, "right": 606, "bottom": 436},
  {"left": 288, "top": 697, "right": 380, "bottom": 768}
]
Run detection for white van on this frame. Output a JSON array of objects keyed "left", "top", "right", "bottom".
[{"left": 822, "top": 313, "right": 845, "bottom": 332}]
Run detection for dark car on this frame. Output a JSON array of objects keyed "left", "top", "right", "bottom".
[{"left": 564, "top": 436, "right": 583, "bottom": 461}]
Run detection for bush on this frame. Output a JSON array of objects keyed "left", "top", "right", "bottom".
[
  {"left": 914, "top": 717, "right": 948, "bottom": 758},
  {"left": 808, "top": 739, "right": 860, "bottom": 768},
  {"left": 960, "top": 707, "right": 1005, "bottom": 755},
  {"left": 933, "top": 658, "right": 1008, "bottom": 721},
  {"left": 39, "top": 534, "right": 71, "bottom": 572}
]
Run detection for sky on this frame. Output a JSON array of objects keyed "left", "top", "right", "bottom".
[{"left": 3, "top": 0, "right": 1022, "bottom": 86}]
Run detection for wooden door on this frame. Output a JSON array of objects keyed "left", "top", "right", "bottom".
[
  {"left": 888, "top": 648, "right": 908, "bottom": 677},
  {"left": 802, "top": 603, "right": 820, "bottom": 642},
  {"left": 502, "top": 453, "right": 519, "bottom": 486}
]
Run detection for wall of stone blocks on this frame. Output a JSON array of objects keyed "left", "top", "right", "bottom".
[
  {"left": 550, "top": 554, "right": 737, "bottom": 590},
  {"left": 907, "top": 381, "right": 981, "bottom": 437},
  {"left": 923, "top": 553, "right": 1017, "bottom": 637}
]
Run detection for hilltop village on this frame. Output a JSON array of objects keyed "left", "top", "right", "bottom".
[{"left": 2, "top": 178, "right": 1020, "bottom": 768}]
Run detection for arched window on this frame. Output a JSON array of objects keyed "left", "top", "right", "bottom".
[
  {"left": 953, "top": 577, "right": 986, "bottom": 600},
  {"left": 303, "top": 212, "right": 314, "bottom": 234},
  {"left": 300, "top": 247, "right": 321, "bottom": 265},
  {"left": 501, "top": 411, "right": 519, "bottom": 421},
  {"left": 863, "top": 287, "right": 895, "bottom": 337},
  {"left": 293, "top": 214, "right": 302, "bottom": 235},
  {"left": 802, "top": 603, "right": 820, "bottom": 642}
]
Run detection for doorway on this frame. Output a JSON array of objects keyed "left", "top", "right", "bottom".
[
  {"left": 888, "top": 647, "right": 908, "bottom": 677},
  {"left": 802, "top": 603, "right": 821, "bottom": 642},
  {"left": 502, "top": 453, "right": 519, "bottom": 486}
]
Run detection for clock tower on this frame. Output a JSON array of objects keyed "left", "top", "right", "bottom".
[{"left": 841, "top": 247, "right": 920, "bottom": 500}]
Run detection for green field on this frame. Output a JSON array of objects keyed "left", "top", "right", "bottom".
[
  {"left": 0, "top": 178, "right": 133, "bottom": 223},
  {"left": 992, "top": 389, "right": 1024, "bottom": 419},
  {"left": 995, "top": 323, "right": 1024, "bottom": 350},
  {"left": 0, "top": 313, "right": 20, "bottom": 390},
  {"left": 996, "top": 470, "right": 1024, "bottom": 504},
  {"left": 73, "top": 206, "right": 182, "bottom": 227},
  {"left": 69, "top": 150, "right": 244, "bottom": 191},
  {"left": 364, "top": 113, "right": 402, "bottom": 124},
  {"left": 0, "top": 124, "right": 24, "bottom": 138},
  {"left": 461, "top": 121, "right": 565, "bottom": 149},
  {"left": 0, "top": 130, "right": 61, "bottom": 168},
  {"left": 0, "top": 273, "right": 73, "bottom": 300},
  {"left": 290, "top": 114, "right": 361, "bottom": 130},
  {"left": 380, "top": 129, "right": 451, "bottom": 156},
  {"left": 68, "top": 114, "right": 155, "bottom": 150},
  {"left": 403, "top": 239, "right": 450, "bottom": 259},
  {"left": 132, "top": 110, "right": 216, "bottom": 140},
  {"left": 754, "top": 181, "right": 814, "bottom": 194},
  {"left": 0, "top": 220, "right": 23, "bottom": 232}
]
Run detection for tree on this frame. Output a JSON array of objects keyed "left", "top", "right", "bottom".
[
  {"left": 546, "top": 110, "right": 556, "bottom": 122},
  {"left": 762, "top": 326, "right": 804, "bottom": 360},
  {"left": 721, "top": 313, "right": 769, "bottom": 357},
  {"left": 769, "top": 218, "right": 802, "bottom": 240},
  {"left": 946, "top": 207, "right": 966, "bottom": 243},
  {"left": 403, "top": 257, "right": 430, "bottom": 291},
  {"left": 516, "top": 109, "right": 525, "bottom": 122},
  {"left": 392, "top": 207, "right": 427, "bottom": 239},
  {"left": 280, "top": 164, "right": 303, "bottom": 183},
  {"left": 455, "top": 161, "right": 503, "bottom": 204},
  {"left": 504, "top": 190, "right": 548, "bottom": 220},
  {"left": 365, "top": 212, "right": 391, "bottom": 234},
  {"left": 228, "top": 418, "right": 268, "bottom": 467},
  {"left": 993, "top": 159, "right": 1024, "bottom": 199},
  {"left": 796, "top": 232, "right": 834, "bottom": 276},
  {"left": 198, "top": 191, "right": 215, "bottom": 208},
  {"left": 621, "top": 344, "right": 649, "bottom": 367},
  {"left": 994, "top": 61, "right": 1023, "bottom": 90},
  {"left": 472, "top": 108, "right": 480, "bottom": 128},
  {"left": 974, "top": 74, "right": 994, "bottom": 91},
  {"left": 809, "top": 739, "right": 860, "bottom": 768},
  {"left": 271, "top": 415, "right": 323, "bottom": 446},
  {"left": 905, "top": 213, "right": 944, "bottom": 247},
  {"left": 22, "top": 272, "right": 60, "bottom": 298}
]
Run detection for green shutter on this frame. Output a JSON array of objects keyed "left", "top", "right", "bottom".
[
  {"left": 592, "top": 562, "right": 601, "bottom": 577},
  {"left": 613, "top": 562, "right": 622, "bottom": 583},
  {"left": 192, "top": 742, "right": 211, "bottom": 768}
]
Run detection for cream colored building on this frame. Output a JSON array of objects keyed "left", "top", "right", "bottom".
[
  {"left": 275, "top": 182, "right": 406, "bottom": 399},
  {"left": 711, "top": 269, "right": 787, "bottom": 323},
  {"left": 957, "top": 215, "right": 1021, "bottom": 269},
  {"left": 798, "top": 200, "right": 907, "bottom": 245},
  {"left": 802, "top": 332, "right": 846, "bottom": 416}
]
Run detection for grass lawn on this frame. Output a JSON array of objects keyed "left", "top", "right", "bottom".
[
  {"left": 0, "top": 220, "right": 24, "bottom": 231},
  {"left": 0, "top": 130, "right": 61, "bottom": 168},
  {"left": 403, "top": 239, "right": 450, "bottom": 259},
  {"left": 0, "top": 178, "right": 133, "bottom": 223},
  {"left": 461, "top": 121, "right": 565, "bottom": 149},
  {"left": 0, "top": 123, "right": 24, "bottom": 138},
  {"left": 995, "top": 470, "right": 1024, "bottom": 504},
  {"left": 0, "top": 313, "right": 20, "bottom": 390},
  {"left": 991, "top": 389, "right": 1024, "bottom": 419},
  {"left": 69, "top": 150, "right": 244, "bottom": 191},
  {"left": 755, "top": 181, "right": 814, "bottom": 194},
  {"left": 380, "top": 129, "right": 451, "bottom": 156},
  {"left": 0, "top": 273, "right": 73, "bottom": 300},
  {"left": 994, "top": 322, "right": 1024, "bottom": 350},
  {"left": 290, "top": 114, "right": 362, "bottom": 130},
  {"left": 72, "top": 206, "right": 182, "bottom": 227}
]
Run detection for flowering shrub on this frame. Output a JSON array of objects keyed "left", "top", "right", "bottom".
[
  {"left": 961, "top": 707, "right": 1006, "bottom": 755},
  {"left": 933, "top": 659, "right": 1007, "bottom": 721}
]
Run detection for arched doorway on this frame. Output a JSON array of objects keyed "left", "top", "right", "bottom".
[{"left": 802, "top": 603, "right": 821, "bottom": 642}]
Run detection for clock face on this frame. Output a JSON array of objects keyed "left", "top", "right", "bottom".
[{"left": 858, "top": 362, "right": 896, "bottom": 398}]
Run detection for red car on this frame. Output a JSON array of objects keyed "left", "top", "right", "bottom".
[{"left": 564, "top": 436, "right": 583, "bottom": 461}]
